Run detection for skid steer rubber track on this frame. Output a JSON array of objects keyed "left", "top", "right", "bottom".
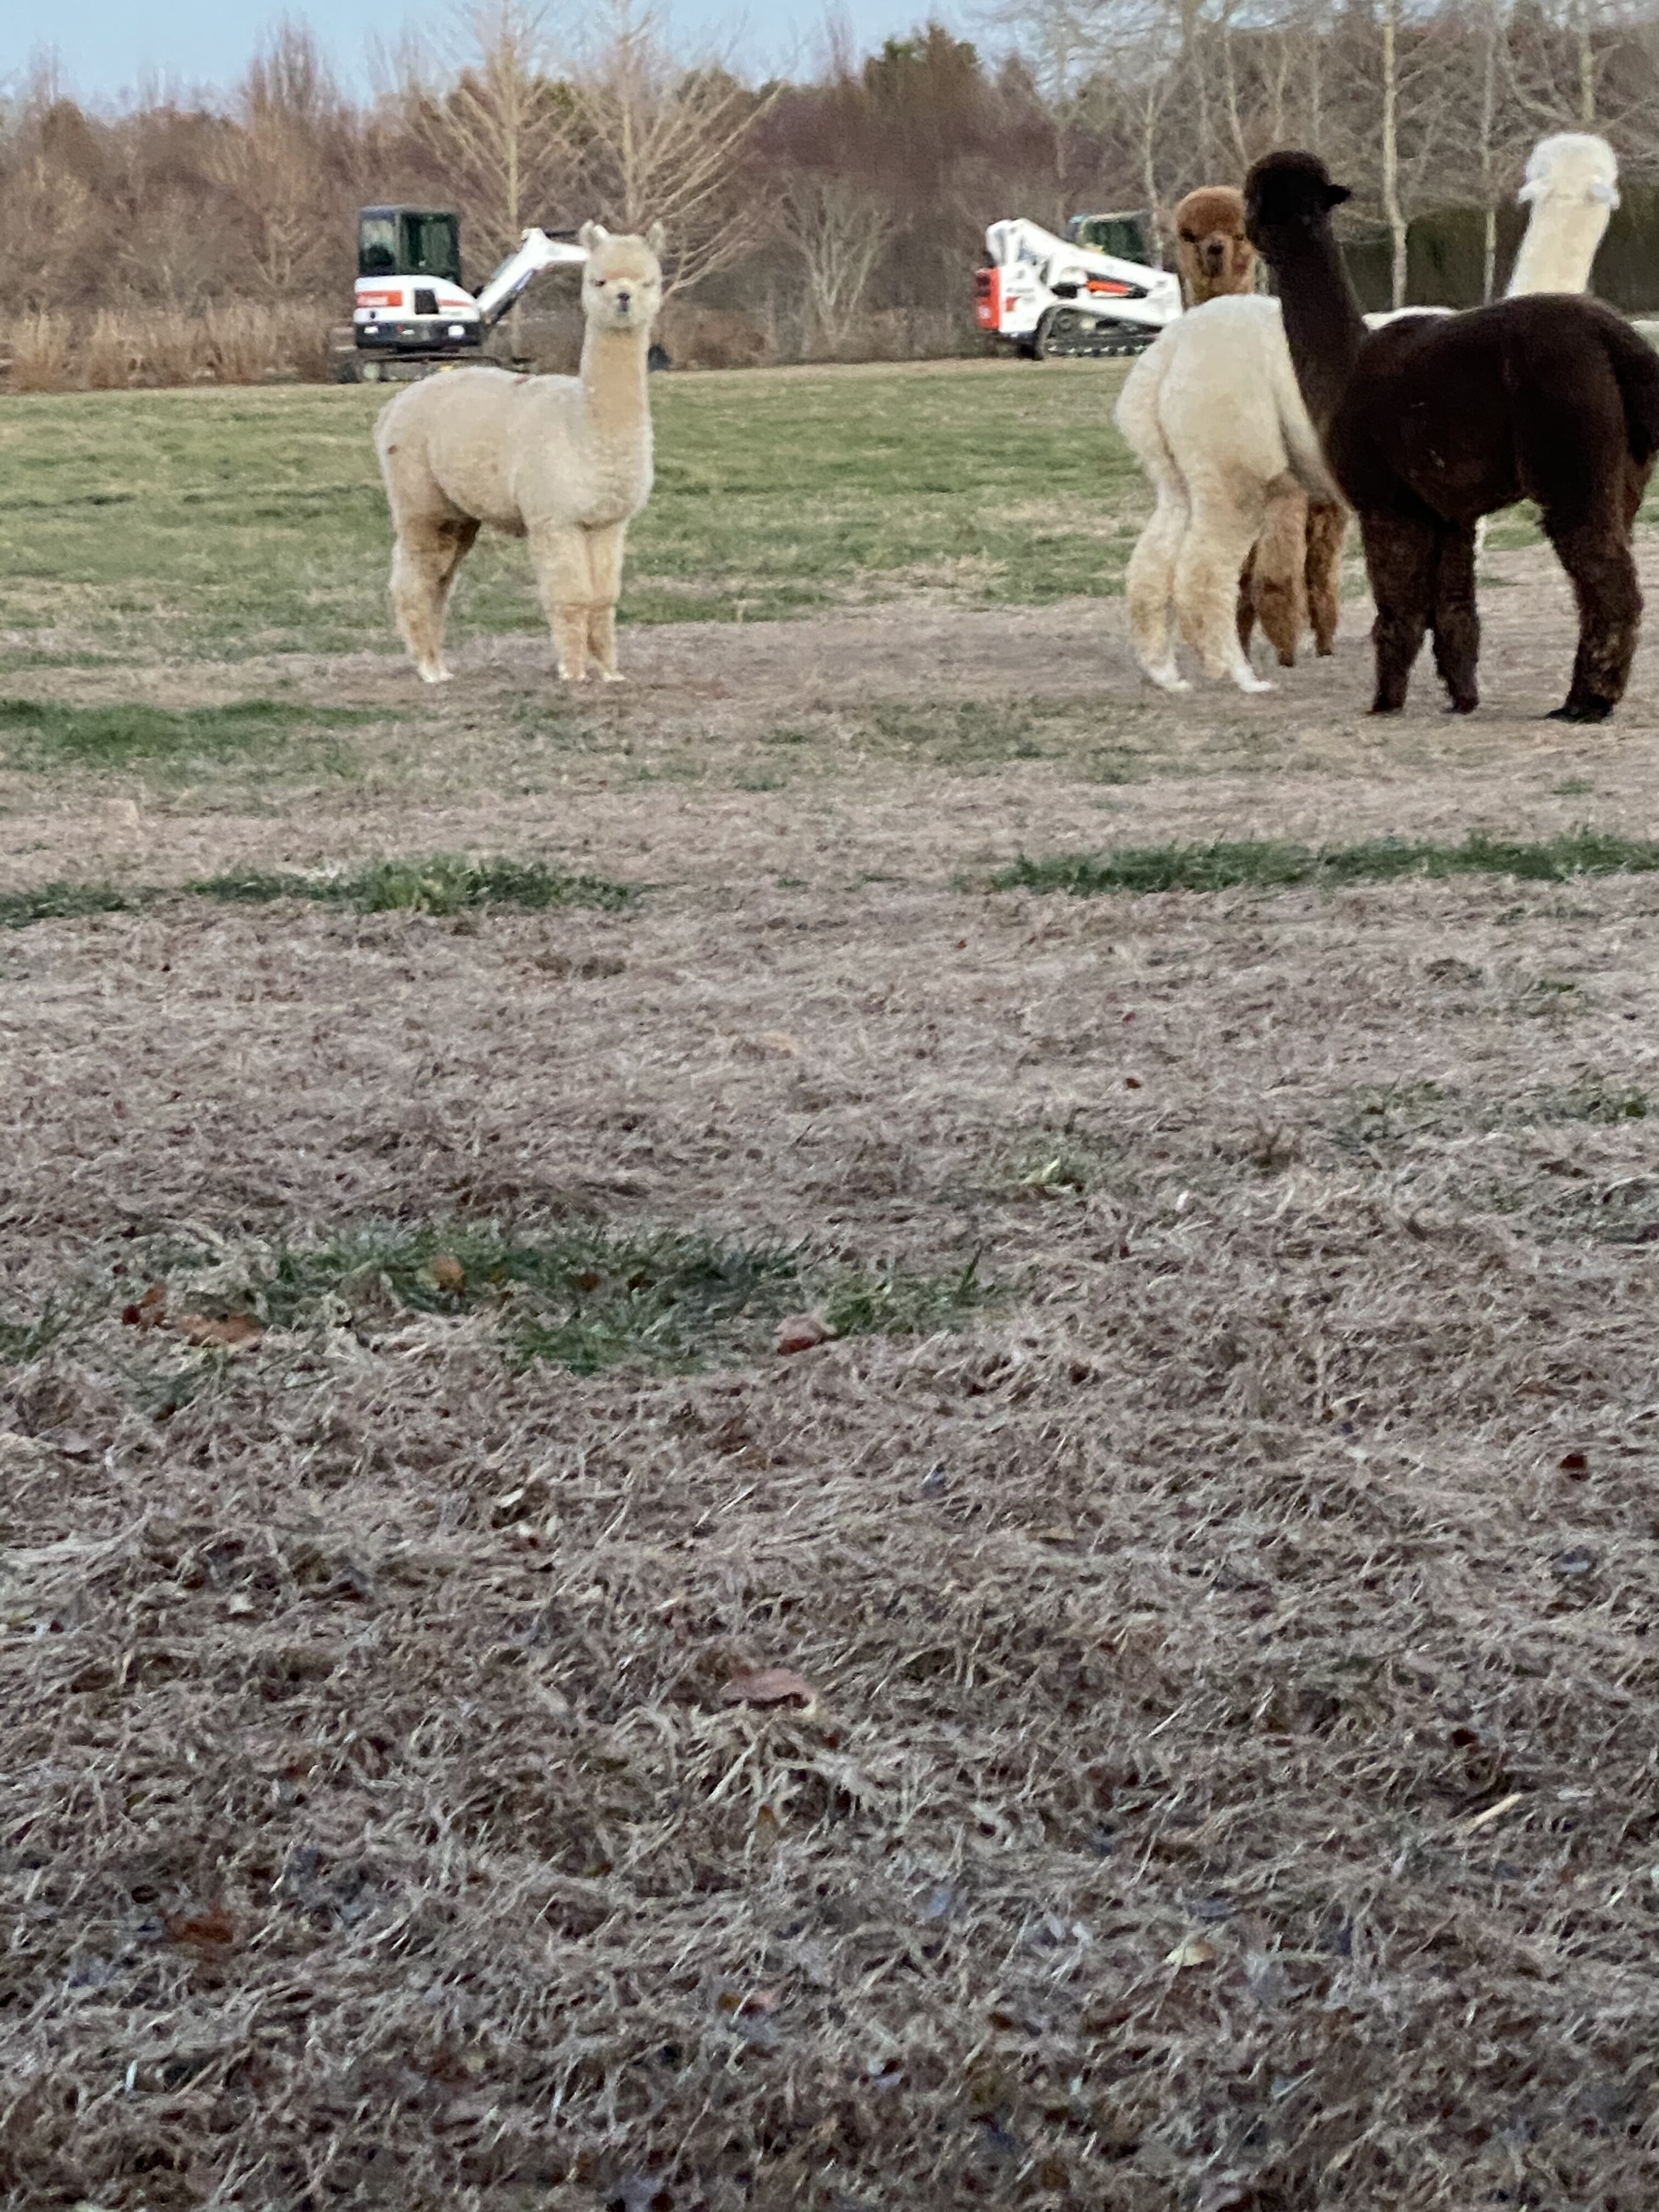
[{"left": 1035, "top": 307, "right": 1161, "bottom": 360}]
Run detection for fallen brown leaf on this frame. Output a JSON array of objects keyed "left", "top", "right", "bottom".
[
  {"left": 774, "top": 1312, "right": 835, "bottom": 1355},
  {"left": 428, "top": 1254, "right": 466, "bottom": 1295},
  {"left": 121, "top": 1282, "right": 166, "bottom": 1329},
  {"left": 175, "top": 1313, "right": 263, "bottom": 1350},
  {"left": 720, "top": 1667, "right": 817, "bottom": 1709},
  {"left": 164, "top": 1903, "right": 238, "bottom": 1950}
]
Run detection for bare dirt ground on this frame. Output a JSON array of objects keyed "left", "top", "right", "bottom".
[{"left": 5, "top": 554, "right": 1659, "bottom": 2209}]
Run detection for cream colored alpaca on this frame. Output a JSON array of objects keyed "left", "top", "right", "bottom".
[
  {"left": 374, "top": 222, "right": 664, "bottom": 684},
  {"left": 1509, "top": 133, "right": 1618, "bottom": 295}
]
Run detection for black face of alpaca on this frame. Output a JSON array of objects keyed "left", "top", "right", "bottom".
[{"left": 1244, "top": 145, "right": 1659, "bottom": 720}]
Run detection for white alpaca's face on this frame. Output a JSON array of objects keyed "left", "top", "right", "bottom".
[{"left": 579, "top": 226, "right": 664, "bottom": 334}]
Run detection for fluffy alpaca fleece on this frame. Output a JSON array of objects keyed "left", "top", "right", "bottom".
[
  {"left": 1121, "top": 187, "right": 1347, "bottom": 691},
  {"left": 1246, "top": 149, "right": 1659, "bottom": 721},
  {"left": 1116, "top": 294, "right": 1341, "bottom": 693},
  {"left": 1509, "top": 132, "right": 1618, "bottom": 295},
  {"left": 375, "top": 223, "right": 664, "bottom": 684}
]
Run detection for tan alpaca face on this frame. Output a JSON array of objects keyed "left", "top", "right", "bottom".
[
  {"left": 578, "top": 223, "right": 665, "bottom": 334},
  {"left": 1174, "top": 187, "right": 1256, "bottom": 303}
]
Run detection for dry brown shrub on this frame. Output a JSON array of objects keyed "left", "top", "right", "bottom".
[
  {"left": 10, "top": 311, "right": 74, "bottom": 392},
  {"left": 83, "top": 309, "right": 141, "bottom": 390},
  {"left": 205, "top": 301, "right": 284, "bottom": 383},
  {"left": 659, "top": 303, "right": 773, "bottom": 369},
  {"left": 141, "top": 308, "right": 212, "bottom": 386}
]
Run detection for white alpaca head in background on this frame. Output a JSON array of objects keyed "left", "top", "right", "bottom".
[
  {"left": 1519, "top": 133, "right": 1620, "bottom": 212},
  {"left": 578, "top": 221, "right": 667, "bottom": 335},
  {"left": 1506, "top": 132, "right": 1618, "bottom": 297}
]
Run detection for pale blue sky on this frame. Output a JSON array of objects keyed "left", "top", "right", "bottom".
[{"left": 4, "top": 0, "right": 959, "bottom": 106}]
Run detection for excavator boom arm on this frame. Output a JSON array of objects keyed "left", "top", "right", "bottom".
[{"left": 474, "top": 229, "right": 588, "bottom": 328}]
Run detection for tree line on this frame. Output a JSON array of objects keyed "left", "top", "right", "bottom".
[{"left": 3, "top": 0, "right": 1658, "bottom": 386}]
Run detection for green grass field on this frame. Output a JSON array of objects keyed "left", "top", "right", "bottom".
[{"left": 0, "top": 362, "right": 1149, "bottom": 666}]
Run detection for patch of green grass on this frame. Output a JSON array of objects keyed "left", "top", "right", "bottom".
[
  {"left": 0, "top": 694, "right": 371, "bottom": 769},
  {"left": 986, "top": 829, "right": 1659, "bottom": 899},
  {"left": 1554, "top": 1074, "right": 1649, "bottom": 1122},
  {"left": 1332, "top": 1071, "right": 1647, "bottom": 1153},
  {"left": 258, "top": 1220, "right": 996, "bottom": 1373},
  {"left": 0, "top": 1300, "right": 82, "bottom": 1366},
  {"left": 195, "top": 854, "right": 637, "bottom": 916},
  {"left": 0, "top": 855, "right": 637, "bottom": 930},
  {"left": 1005, "top": 1129, "right": 1134, "bottom": 1200},
  {"left": 0, "top": 881, "right": 145, "bottom": 929}
]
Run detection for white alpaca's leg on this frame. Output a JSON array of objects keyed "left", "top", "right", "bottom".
[
  {"left": 1177, "top": 476, "right": 1275, "bottom": 692},
  {"left": 584, "top": 521, "right": 629, "bottom": 682},
  {"left": 1126, "top": 478, "right": 1192, "bottom": 692},
  {"left": 390, "top": 522, "right": 469, "bottom": 684},
  {"left": 529, "top": 521, "right": 596, "bottom": 681}
]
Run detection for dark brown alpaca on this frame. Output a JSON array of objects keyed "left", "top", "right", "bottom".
[{"left": 1244, "top": 149, "right": 1659, "bottom": 720}]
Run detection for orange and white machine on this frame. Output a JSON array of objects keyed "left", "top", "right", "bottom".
[{"left": 976, "top": 213, "right": 1181, "bottom": 359}]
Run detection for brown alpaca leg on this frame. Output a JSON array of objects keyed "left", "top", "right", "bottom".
[
  {"left": 1541, "top": 510, "right": 1644, "bottom": 721},
  {"left": 1250, "top": 489, "right": 1308, "bottom": 668},
  {"left": 1429, "top": 524, "right": 1480, "bottom": 714},
  {"left": 1304, "top": 501, "right": 1347, "bottom": 656},
  {"left": 1237, "top": 545, "right": 1257, "bottom": 654},
  {"left": 529, "top": 520, "right": 596, "bottom": 681},
  {"left": 1358, "top": 510, "right": 1436, "bottom": 713}
]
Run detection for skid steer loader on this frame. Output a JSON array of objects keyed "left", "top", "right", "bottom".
[{"left": 975, "top": 210, "right": 1182, "bottom": 359}]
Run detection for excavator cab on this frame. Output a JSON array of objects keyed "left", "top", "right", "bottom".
[{"left": 357, "top": 207, "right": 464, "bottom": 289}]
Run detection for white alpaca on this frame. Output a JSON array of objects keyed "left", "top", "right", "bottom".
[
  {"left": 375, "top": 222, "right": 664, "bottom": 685},
  {"left": 1509, "top": 132, "right": 1618, "bottom": 294},
  {"left": 1119, "top": 134, "right": 1618, "bottom": 693},
  {"left": 1116, "top": 294, "right": 1339, "bottom": 693}
]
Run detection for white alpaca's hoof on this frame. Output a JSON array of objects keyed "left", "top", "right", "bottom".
[
  {"left": 1231, "top": 670, "right": 1275, "bottom": 695},
  {"left": 1145, "top": 660, "right": 1190, "bottom": 694},
  {"left": 417, "top": 663, "right": 453, "bottom": 685},
  {"left": 597, "top": 667, "right": 624, "bottom": 685},
  {"left": 557, "top": 667, "right": 589, "bottom": 684}
]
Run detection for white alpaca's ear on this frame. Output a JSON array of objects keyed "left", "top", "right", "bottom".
[
  {"left": 1593, "top": 180, "right": 1620, "bottom": 206},
  {"left": 646, "top": 222, "right": 666, "bottom": 257},
  {"left": 579, "top": 221, "right": 610, "bottom": 252},
  {"left": 1517, "top": 178, "right": 1542, "bottom": 203}
]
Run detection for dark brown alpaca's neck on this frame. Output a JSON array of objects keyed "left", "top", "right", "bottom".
[{"left": 1271, "top": 227, "right": 1366, "bottom": 438}]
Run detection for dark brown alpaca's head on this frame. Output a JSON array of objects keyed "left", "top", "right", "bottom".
[
  {"left": 1244, "top": 150, "right": 1352, "bottom": 267},
  {"left": 1174, "top": 186, "right": 1255, "bottom": 304}
]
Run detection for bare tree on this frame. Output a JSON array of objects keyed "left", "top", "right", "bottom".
[
  {"left": 211, "top": 22, "right": 343, "bottom": 300},
  {"left": 404, "top": 1, "right": 569, "bottom": 264},
  {"left": 776, "top": 174, "right": 894, "bottom": 351},
  {"left": 562, "top": 0, "right": 775, "bottom": 290}
]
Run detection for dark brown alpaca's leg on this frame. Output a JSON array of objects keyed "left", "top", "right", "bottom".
[
  {"left": 1358, "top": 510, "right": 1435, "bottom": 713},
  {"left": 1542, "top": 506, "right": 1643, "bottom": 721},
  {"left": 1237, "top": 544, "right": 1257, "bottom": 654},
  {"left": 1305, "top": 501, "right": 1347, "bottom": 656},
  {"left": 1430, "top": 524, "right": 1480, "bottom": 714}
]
